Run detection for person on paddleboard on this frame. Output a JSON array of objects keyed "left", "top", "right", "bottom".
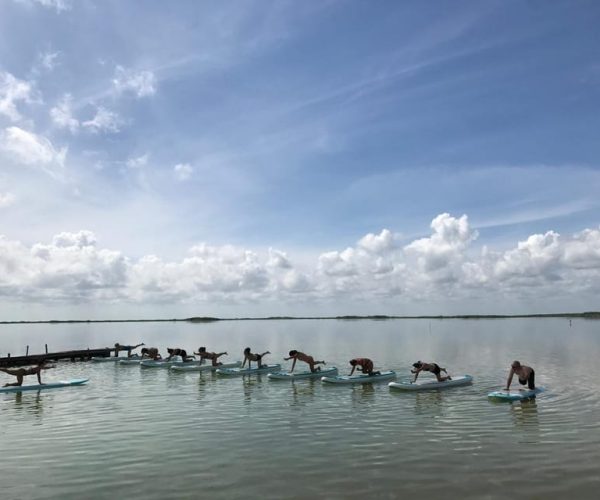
[
  {"left": 285, "top": 350, "right": 326, "bottom": 373},
  {"left": 194, "top": 347, "right": 228, "bottom": 366},
  {"left": 0, "top": 360, "right": 55, "bottom": 387},
  {"left": 242, "top": 348, "right": 270, "bottom": 369},
  {"left": 411, "top": 361, "right": 451, "bottom": 382},
  {"left": 505, "top": 360, "right": 535, "bottom": 390},
  {"left": 114, "top": 342, "right": 144, "bottom": 358},
  {"left": 349, "top": 358, "right": 379, "bottom": 376},
  {"left": 140, "top": 347, "right": 162, "bottom": 360},
  {"left": 166, "top": 347, "right": 194, "bottom": 362}
]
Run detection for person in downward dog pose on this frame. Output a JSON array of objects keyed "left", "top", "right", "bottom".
[
  {"left": 140, "top": 347, "right": 162, "bottom": 360},
  {"left": 349, "top": 358, "right": 379, "bottom": 376},
  {"left": 165, "top": 347, "right": 194, "bottom": 362},
  {"left": 242, "top": 347, "right": 270, "bottom": 369},
  {"left": 0, "top": 360, "right": 55, "bottom": 387},
  {"left": 411, "top": 361, "right": 451, "bottom": 382},
  {"left": 194, "top": 347, "right": 228, "bottom": 366},
  {"left": 284, "top": 350, "right": 326, "bottom": 373},
  {"left": 505, "top": 360, "right": 535, "bottom": 390}
]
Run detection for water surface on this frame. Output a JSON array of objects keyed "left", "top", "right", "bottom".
[{"left": 1, "top": 319, "right": 599, "bottom": 499}]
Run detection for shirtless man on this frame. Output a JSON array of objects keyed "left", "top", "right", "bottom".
[
  {"left": 114, "top": 342, "right": 144, "bottom": 358},
  {"left": 0, "top": 360, "right": 54, "bottom": 387},
  {"left": 166, "top": 348, "right": 194, "bottom": 362},
  {"left": 194, "top": 347, "right": 228, "bottom": 366},
  {"left": 284, "top": 350, "right": 326, "bottom": 373},
  {"left": 411, "top": 361, "right": 451, "bottom": 382},
  {"left": 349, "top": 358, "right": 379, "bottom": 376},
  {"left": 140, "top": 347, "right": 161, "bottom": 360},
  {"left": 242, "top": 347, "right": 270, "bottom": 369},
  {"left": 505, "top": 360, "right": 535, "bottom": 390}
]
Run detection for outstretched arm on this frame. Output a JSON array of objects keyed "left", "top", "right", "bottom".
[
  {"left": 411, "top": 367, "right": 422, "bottom": 382},
  {"left": 505, "top": 369, "right": 515, "bottom": 390},
  {"left": 290, "top": 358, "right": 296, "bottom": 372},
  {"left": 349, "top": 365, "right": 356, "bottom": 376}
]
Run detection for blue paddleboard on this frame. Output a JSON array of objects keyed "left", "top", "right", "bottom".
[{"left": 488, "top": 387, "right": 544, "bottom": 401}]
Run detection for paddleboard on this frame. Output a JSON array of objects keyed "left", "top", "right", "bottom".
[
  {"left": 268, "top": 367, "right": 338, "bottom": 380},
  {"left": 488, "top": 387, "right": 544, "bottom": 401},
  {"left": 321, "top": 370, "right": 396, "bottom": 384},
  {"left": 389, "top": 375, "right": 473, "bottom": 391},
  {"left": 118, "top": 358, "right": 146, "bottom": 365},
  {"left": 216, "top": 364, "right": 282, "bottom": 376},
  {"left": 0, "top": 378, "right": 89, "bottom": 393},
  {"left": 170, "top": 361, "right": 241, "bottom": 372},
  {"left": 140, "top": 359, "right": 200, "bottom": 368},
  {"left": 92, "top": 355, "right": 140, "bottom": 363}
]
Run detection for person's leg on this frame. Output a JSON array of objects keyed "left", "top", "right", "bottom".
[
  {"left": 256, "top": 354, "right": 262, "bottom": 368},
  {"left": 528, "top": 371, "right": 536, "bottom": 390}
]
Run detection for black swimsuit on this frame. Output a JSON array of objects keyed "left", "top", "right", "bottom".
[{"left": 518, "top": 369, "right": 535, "bottom": 390}]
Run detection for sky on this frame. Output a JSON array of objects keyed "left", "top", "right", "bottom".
[{"left": 0, "top": 0, "right": 599, "bottom": 320}]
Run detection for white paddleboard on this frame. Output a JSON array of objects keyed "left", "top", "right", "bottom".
[
  {"left": 321, "top": 370, "right": 396, "bottom": 384},
  {"left": 488, "top": 387, "right": 544, "bottom": 401},
  {"left": 389, "top": 375, "right": 473, "bottom": 391},
  {"left": 140, "top": 359, "right": 200, "bottom": 368},
  {"left": 0, "top": 378, "right": 89, "bottom": 393},
  {"left": 216, "top": 364, "right": 282, "bottom": 376},
  {"left": 118, "top": 358, "right": 146, "bottom": 365},
  {"left": 170, "top": 361, "right": 241, "bottom": 372},
  {"left": 268, "top": 367, "right": 338, "bottom": 380}
]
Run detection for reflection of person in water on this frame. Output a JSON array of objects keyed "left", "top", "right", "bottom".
[{"left": 1, "top": 360, "right": 55, "bottom": 387}]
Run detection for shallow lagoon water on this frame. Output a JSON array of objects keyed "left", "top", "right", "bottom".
[{"left": 1, "top": 318, "right": 599, "bottom": 499}]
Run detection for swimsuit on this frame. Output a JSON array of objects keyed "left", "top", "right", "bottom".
[{"left": 518, "top": 369, "right": 535, "bottom": 390}]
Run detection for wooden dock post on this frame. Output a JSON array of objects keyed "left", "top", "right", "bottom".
[{"left": 26, "top": 345, "right": 29, "bottom": 356}]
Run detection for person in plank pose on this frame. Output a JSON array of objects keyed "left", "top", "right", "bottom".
[
  {"left": 0, "top": 360, "right": 55, "bottom": 387},
  {"left": 166, "top": 347, "right": 194, "bottom": 362},
  {"left": 505, "top": 360, "right": 535, "bottom": 390},
  {"left": 242, "top": 347, "right": 270, "bottom": 369},
  {"left": 194, "top": 347, "right": 228, "bottom": 366},
  {"left": 114, "top": 342, "right": 144, "bottom": 358},
  {"left": 411, "top": 361, "right": 451, "bottom": 382},
  {"left": 285, "top": 350, "right": 326, "bottom": 373},
  {"left": 140, "top": 347, "right": 162, "bottom": 360},
  {"left": 349, "top": 358, "right": 379, "bottom": 376}
]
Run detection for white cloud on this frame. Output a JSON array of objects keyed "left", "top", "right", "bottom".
[
  {"left": 174, "top": 163, "right": 193, "bottom": 181},
  {"left": 0, "top": 216, "right": 599, "bottom": 309},
  {"left": 357, "top": 229, "right": 394, "bottom": 253},
  {"left": 50, "top": 94, "right": 79, "bottom": 133},
  {"left": 1, "top": 126, "right": 67, "bottom": 177},
  {"left": 82, "top": 106, "right": 121, "bottom": 133},
  {"left": 0, "top": 192, "right": 16, "bottom": 208},
  {"left": 126, "top": 154, "right": 149, "bottom": 169},
  {"left": 113, "top": 66, "right": 157, "bottom": 98},
  {"left": 0, "top": 72, "right": 34, "bottom": 122},
  {"left": 13, "top": 0, "right": 72, "bottom": 13}
]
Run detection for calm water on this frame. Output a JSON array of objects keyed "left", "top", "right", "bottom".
[{"left": 1, "top": 319, "right": 600, "bottom": 499}]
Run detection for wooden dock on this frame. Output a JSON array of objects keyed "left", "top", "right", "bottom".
[{"left": 0, "top": 348, "right": 115, "bottom": 367}]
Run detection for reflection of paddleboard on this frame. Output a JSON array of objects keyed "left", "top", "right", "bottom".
[
  {"left": 216, "top": 364, "right": 281, "bottom": 376},
  {"left": 0, "top": 378, "right": 89, "bottom": 393},
  {"left": 268, "top": 367, "right": 338, "bottom": 380},
  {"left": 321, "top": 371, "right": 396, "bottom": 384},
  {"left": 171, "top": 361, "right": 241, "bottom": 372},
  {"left": 389, "top": 375, "right": 473, "bottom": 391},
  {"left": 118, "top": 358, "right": 144, "bottom": 365},
  {"left": 92, "top": 356, "right": 140, "bottom": 362},
  {"left": 488, "top": 387, "right": 544, "bottom": 401}
]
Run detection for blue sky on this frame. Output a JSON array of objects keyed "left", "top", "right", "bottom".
[{"left": 0, "top": 0, "right": 599, "bottom": 319}]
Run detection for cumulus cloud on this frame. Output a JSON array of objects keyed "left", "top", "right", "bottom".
[
  {"left": 0, "top": 126, "right": 66, "bottom": 177},
  {"left": 1, "top": 216, "right": 600, "bottom": 309},
  {"left": 0, "top": 72, "right": 34, "bottom": 122},
  {"left": 174, "top": 163, "right": 193, "bottom": 181},
  {"left": 113, "top": 66, "right": 157, "bottom": 98}
]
